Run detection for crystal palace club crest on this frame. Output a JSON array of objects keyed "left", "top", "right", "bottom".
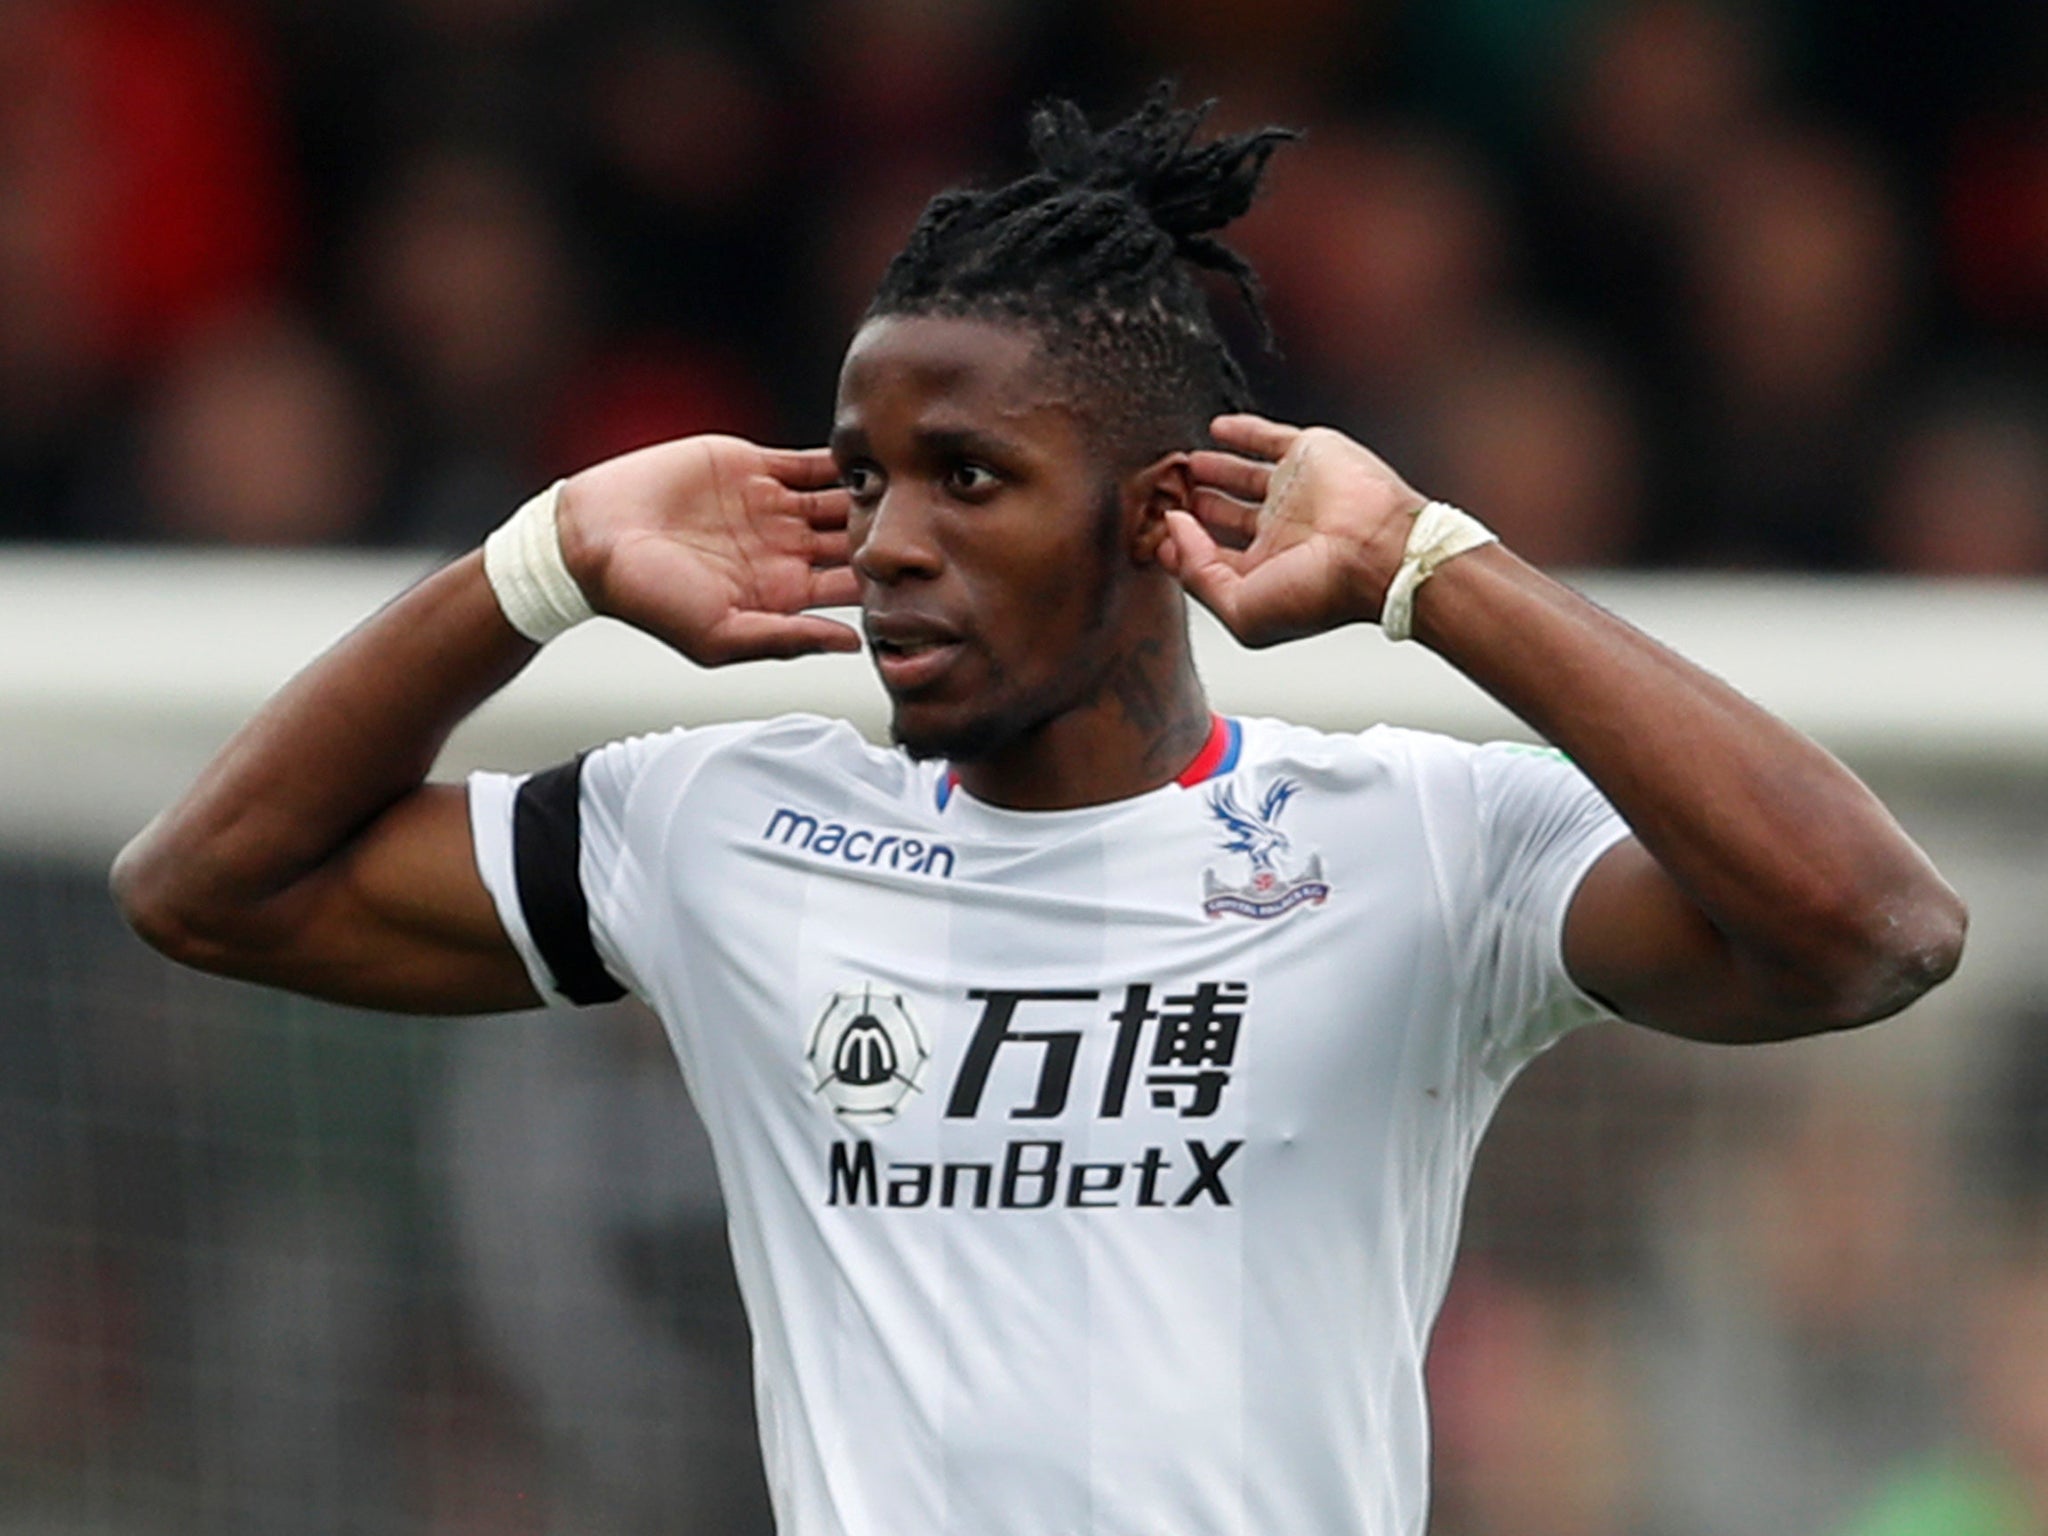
[{"left": 1202, "top": 778, "right": 1331, "bottom": 920}]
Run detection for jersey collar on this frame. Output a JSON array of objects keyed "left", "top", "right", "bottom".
[{"left": 935, "top": 714, "right": 1240, "bottom": 812}]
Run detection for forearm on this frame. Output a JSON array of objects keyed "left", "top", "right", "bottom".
[
  {"left": 1172, "top": 413, "right": 1964, "bottom": 1031},
  {"left": 112, "top": 435, "right": 852, "bottom": 1008},
  {"left": 1410, "top": 546, "right": 1966, "bottom": 1021},
  {"left": 113, "top": 552, "right": 534, "bottom": 947}
]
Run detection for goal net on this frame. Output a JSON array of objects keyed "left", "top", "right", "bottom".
[{"left": 4, "top": 549, "right": 2045, "bottom": 1536}]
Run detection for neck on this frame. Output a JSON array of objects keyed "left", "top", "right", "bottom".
[{"left": 955, "top": 634, "right": 1211, "bottom": 811}]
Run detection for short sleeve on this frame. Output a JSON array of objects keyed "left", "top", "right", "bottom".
[
  {"left": 467, "top": 731, "right": 680, "bottom": 1008},
  {"left": 1466, "top": 742, "right": 1631, "bottom": 1068}
]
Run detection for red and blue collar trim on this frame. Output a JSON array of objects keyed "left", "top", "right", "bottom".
[
  {"left": 934, "top": 714, "right": 1240, "bottom": 811},
  {"left": 1177, "top": 712, "right": 1243, "bottom": 786}
]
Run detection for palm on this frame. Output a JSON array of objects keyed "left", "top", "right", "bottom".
[
  {"left": 1170, "top": 417, "right": 1424, "bottom": 647},
  {"left": 1222, "top": 492, "right": 1376, "bottom": 646},
  {"left": 559, "top": 436, "right": 858, "bottom": 665}
]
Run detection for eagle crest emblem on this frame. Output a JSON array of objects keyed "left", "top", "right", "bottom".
[{"left": 1202, "top": 778, "right": 1330, "bottom": 920}]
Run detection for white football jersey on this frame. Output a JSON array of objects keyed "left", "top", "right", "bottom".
[{"left": 468, "top": 713, "right": 1629, "bottom": 1536}]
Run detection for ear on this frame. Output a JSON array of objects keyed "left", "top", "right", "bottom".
[{"left": 1123, "top": 451, "right": 1195, "bottom": 567}]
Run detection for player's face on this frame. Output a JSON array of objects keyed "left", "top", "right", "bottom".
[{"left": 833, "top": 313, "right": 1155, "bottom": 765}]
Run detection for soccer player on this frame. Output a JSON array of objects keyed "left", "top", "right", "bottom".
[{"left": 114, "top": 89, "right": 1965, "bottom": 1535}]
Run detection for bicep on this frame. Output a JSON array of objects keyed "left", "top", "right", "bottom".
[
  {"left": 1563, "top": 837, "right": 1802, "bottom": 1044},
  {"left": 226, "top": 784, "right": 541, "bottom": 1014}
]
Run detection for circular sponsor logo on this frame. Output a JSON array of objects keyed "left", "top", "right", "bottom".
[{"left": 806, "top": 985, "right": 928, "bottom": 1123}]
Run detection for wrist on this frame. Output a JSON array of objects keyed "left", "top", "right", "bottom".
[
  {"left": 1379, "top": 500, "right": 1498, "bottom": 642},
  {"left": 482, "top": 481, "right": 598, "bottom": 643},
  {"left": 1403, "top": 539, "right": 1521, "bottom": 653}
]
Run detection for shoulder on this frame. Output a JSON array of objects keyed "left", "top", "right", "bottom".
[
  {"left": 1251, "top": 720, "right": 1585, "bottom": 791},
  {"left": 1229, "top": 716, "right": 1487, "bottom": 794},
  {"left": 591, "top": 713, "right": 897, "bottom": 783},
  {"left": 1228, "top": 721, "right": 1612, "bottom": 854},
  {"left": 582, "top": 713, "right": 932, "bottom": 816}
]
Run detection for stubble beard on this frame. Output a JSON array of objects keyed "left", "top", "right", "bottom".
[
  {"left": 888, "top": 654, "right": 1041, "bottom": 764},
  {"left": 890, "top": 479, "right": 1125, "bottom": 765}
]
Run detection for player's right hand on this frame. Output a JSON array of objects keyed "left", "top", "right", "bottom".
[{"left": 554, "top": 435, "right": 861, "bottom": 665}]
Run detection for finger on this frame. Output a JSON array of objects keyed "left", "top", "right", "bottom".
[
  {"left": 1188, "top": 449, "right": 1273, "bottom": 505},
  {"left": 703, "top": 611, "right": 863, "bottom": 664},
  {"left": 759, "top": 445, "right": 844, "bottom": 490},
  {"left": 1209, "top": 413, "right": 1302, "bottom": 462},
  {"left": 1167, "top": 513, "right": 1254, "bottom": 578},
  {"left": 1189, "top": 486, "right": 1260, "bottom": 550},
  {"left": 787, "top": 484, "right": 851, "bottom": 526},
  {"left": 807, "top": 565, "right": 861, "bottom": 609},
  {"left": 809, "top": 528, "right": 851, "bottom": 568},
  {"left": 1161, "top": 510, "right": 1247, "bottom": 631}
]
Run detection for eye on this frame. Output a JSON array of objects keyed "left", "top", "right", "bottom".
[
  {"left": 840, "top": 463, "right": 882, "bottom": 504},
  {"left": 943, "top": 462, "right": 999, "bottom": 499}
]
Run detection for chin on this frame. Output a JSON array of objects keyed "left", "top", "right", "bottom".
[
  {"left": 889, "top": 696, "right": 1043, "bottom": 764},
  {"left": 889, "top": 715, "right": 999, "bottom": 764}
]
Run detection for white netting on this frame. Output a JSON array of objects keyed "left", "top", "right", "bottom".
[{"left": 4, "top": 552, "right": 2046, "bottom": 1535}]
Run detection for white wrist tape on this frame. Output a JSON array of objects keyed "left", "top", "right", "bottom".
[
  {"left": 1379, "top": 500, "right": 1498, "bottom": 642},
  {"left": 483, "top": 480, "right": 596, "bottom": 643}
]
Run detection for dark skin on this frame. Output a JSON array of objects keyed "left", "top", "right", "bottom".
[
  {"left": 834, "top": 316, "right": 1211, "bottom": 806},
  {"left": 113, "top": 313, "right": 1966, "bottom": 1042}
]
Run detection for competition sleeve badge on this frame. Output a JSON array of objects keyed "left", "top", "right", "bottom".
[
  {"left": 1202, "top": 779, "right": 1331, "bottom": 920},
  {"left": 807, "top": 984, "right": 929, "bottom": 1123}
]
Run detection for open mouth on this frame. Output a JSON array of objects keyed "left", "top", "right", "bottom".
[
  {"left": 868, "top": 635, "right": 949, "bottom": 659},
  {"left": 865, "top": 622, "right": 965, "bottom": 691}
]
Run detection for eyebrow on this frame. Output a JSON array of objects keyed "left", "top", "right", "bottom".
[
  {"left": 918, "top": 426, "right": 1024, "bottom": 463},
  {"left": 829, "top": 422, "right": 1028, "bottom": 464}
]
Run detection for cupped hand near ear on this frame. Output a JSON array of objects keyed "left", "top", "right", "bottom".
[
  {"left": 554, "top": 435, "right": 862, "bottom": 665},
  {"left": 1159, "top": 414, "right": 1429, "bottom": 647}
]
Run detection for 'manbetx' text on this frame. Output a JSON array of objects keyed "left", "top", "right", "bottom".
[{"left": 827, "top": 1137, "right": 1243, "bottom": 1210}]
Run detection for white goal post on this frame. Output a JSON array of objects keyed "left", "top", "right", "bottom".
[{"left": 3, "top": 549, "right": 2045, "bottom": 860}]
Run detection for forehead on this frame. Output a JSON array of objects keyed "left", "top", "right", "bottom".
[{"left": 833, "top": 314, "right": 1077, "bottom": 442}]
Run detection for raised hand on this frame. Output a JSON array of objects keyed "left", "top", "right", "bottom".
[
  {"left": 555, "top": 435, "right": 861, "bottom": 665},
  {"left": 1159, "top": 413, "right": 1429, "bottom": 647}
]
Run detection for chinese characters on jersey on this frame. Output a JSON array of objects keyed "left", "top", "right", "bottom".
[
  {"left": 825, "top": 979, "right": 1252, "bottom": 1212},
  {"left": 945, "top": 981, "right": 1249, "bottom": 1122}
]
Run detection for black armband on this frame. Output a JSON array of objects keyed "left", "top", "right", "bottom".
[{"left": 513, "top": 756, "right": 627, "bottom": 1005}]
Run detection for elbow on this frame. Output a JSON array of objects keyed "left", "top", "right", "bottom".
[
  {"left": 110, "top": 826, "right": 221, "bottom": 970},
  {"left": 111, "top": 828, "right": 180, "bottom": 956},
  {"left": 113, "top": 821, "right": 308, "bottom": 981},
  {"left": 1881, "top": 881, "right": 1968, "bottom": 1011},
  {"left": 1802, "top": 877, "right": 1968, "bottom": 1032}
]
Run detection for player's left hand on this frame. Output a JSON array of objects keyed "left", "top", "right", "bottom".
[{"left": 1160, "top": 413, "right": 1428, "bottom": 647}]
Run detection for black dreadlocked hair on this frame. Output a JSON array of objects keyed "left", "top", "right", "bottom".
[{"left": 867, "top": 84, "right": 1299, "bottom": 468}]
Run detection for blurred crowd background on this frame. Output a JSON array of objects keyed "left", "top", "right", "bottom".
[
  {"left": 1, "top": 0, "right": 2045, "bottom": 570},
  {"left": 4, "top": 1, "right": 2048, "bottom": 1534}
]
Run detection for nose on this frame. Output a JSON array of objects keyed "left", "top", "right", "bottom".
[{"left": 851, "top": 486, "right": 942, "bottom": 585}]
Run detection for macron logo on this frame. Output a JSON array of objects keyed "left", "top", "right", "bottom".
[{"left": 761, "top": 808, "right": 956, "bottom": 879}]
